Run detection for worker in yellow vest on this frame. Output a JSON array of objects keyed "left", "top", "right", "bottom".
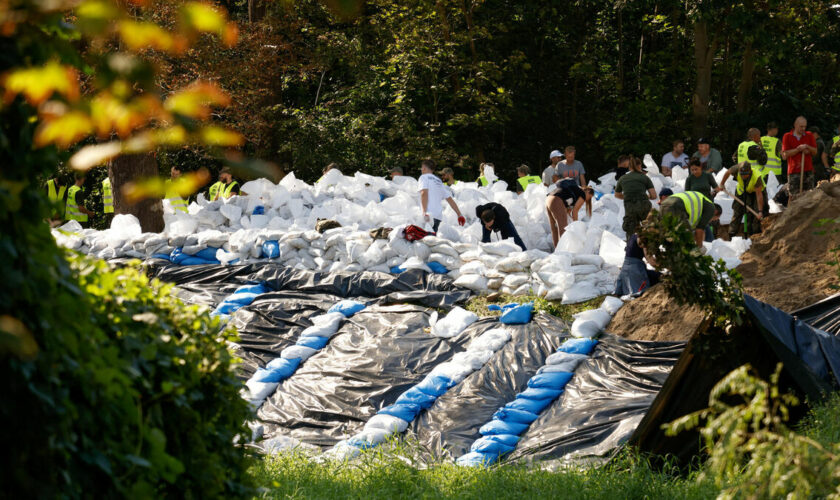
[
  {"left": 761, "top": 121, "right": 783, "bottom": 177},
  {"left": 830, "top": 121, "right": 840, "bottom": 178},
  {"left": 515, "top": 164, "right": 541, "bottom": 194},
  {"left": 476, "top": 162, "right": 495, "bottom": 186},
  {"left": 46, "top": 177, "right": 66, "bottom": 222},
  {"left": 736, "top": 128, "right": 768, "bottom": 176},
  {"left": 101, "top": 175, "right": 114, "bottom": 227},
  {"left": 208, "top": 167, "right": 240, "bottom": 200},
  {"left": 441, "top": 167, "right": 459, "bottom": 186},
  {"left": 719, "top": 161, "right": 765, "bottom": 238},
  {"left": 65, "top": 172, "right": 95, "bottom": 226},
  {"left": 164, "top": 165, "right": 189, "bottom": 213},
  {"left": 660, "top": 191, "right": 722, "bottom": 248}
]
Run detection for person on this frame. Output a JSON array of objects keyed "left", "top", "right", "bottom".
[
  {"left": 809, "top": 126, "right": 830, "bottom": 181},
  {"left": 556, "top": 146, "right": 586, "bottom": 187},
  {"left": 761, "top": 121, "right": 783, "bottom": 179},
  {"left": 614, "top": 156, "right": 655, "bottom": 238},
  {"left": 734, "top": 128, "right": 768, "bottom": 178},
  {"left": 660, "top": 139, "right": 689, "bottom": 177},
  {"left": 719, "top": 162, "right": 765, "bottom": 239},
  {"left": 781, "top": 116, "right": 817, "bottom": 196},
  {"left": 418, "top": 159, "right": 466, "bottom": 233},
  {"left": 658, "top": 188, "right": 673, "bottom": 204},
  {"left": 476, "top": 162, "right": 496, "bottom": 186},
  {"left": 441, "top": 167, "right": 459, "bottom": 186},
  {"left": 831, "top": 122, "right": 840, "bottom": 177},
  {"left": 101, "top": 172, "right": 114, "bottom": 225},
  {"left": 691, "top": 137, "right": 724, "bottom": 173},
  {"left": 475, "top": 202, "right": 526, "bottom": 250},
  {"left": 660, "top": 191, "right": 722, "bottom": 247},
  {"left": 217, "top": 167, "right": 240, "bottom": 199},
  {"left": 684, "top": 157, "right": 719, "bottom": 200},
  {"left": 65, "top": 172, "right": 95, "bottom": 226},
  {"left": 515, "top": 164, "right": 542, "bottom": 194},
  {"left": 389, "top": 166, "right": 405, "bottom": 180},
  {"left": 46, "top": 176, "right": 66, "bottom": 222},
  {"left": 614, "top": 154, "right": 630, "bottom": 180},
  {"left": 165, "top": 165, "right": 188, "bottom": 213},
  {"left": 543, "top": 150, "right": 563, "bottom": 187},
  {"left": 614, "top": 233, "right": 661, "bottom": 296},
  {"left": 545, "top": 178, "right": 594, "bottom": 248}
]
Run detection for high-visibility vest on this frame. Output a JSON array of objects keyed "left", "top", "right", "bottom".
[
  {"left": 444, "top": 180, "right": 459, "bottom": 186},
  {"left": 736, "top": 167, "right": 763, "bottom": 196},
  {"left": 102, "top": 177, "right": 114, "bottom": 213},
  {"left": 47, "top": 179, "right": 66, "bottom": 218},
  {"left": 222, "top": 181, "right": 238, "bottom": 199},
  {"left": 477, "top": 176, "right": 490, "bottom": 186},
  {"left": 670, "top": 191, "right": 712, "bottom": 229},
  {"left": 209, "top": 181, "right": 224, "bottom": 201},
  {"left": 833, "top": 135, "right": 840, "bottom": 172},
  {"left": 517, "top": 175, "right": 542, "bottom": 191},
  {"left": 760, "top": 136, "right": 782, "bottom": 175},
  {"left": 66, "top": 185, "right": 88, "bottom": 222},
  {"left": 164, "top": 179, "right": 188, "bottom": 213},
  {"left": 737, "top": 140, "right": 762, "bottom": 172}
]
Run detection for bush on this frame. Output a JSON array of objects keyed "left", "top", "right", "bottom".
[{"left": 1, "top": 254, "right": 255, "bottom": 498}]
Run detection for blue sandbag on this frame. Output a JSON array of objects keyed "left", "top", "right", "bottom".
[
  {"left": 390, "top": 266, "right": 406, "bottom": 274},
  {"left": 479, "top": 419, "right": 529, "bottom": 436},
  {"left": 265, "top": 357, "right": 301, "bottom": 379},
  {"left": 557, "top": 338, "right": 599, "bottom": 355},
  {"left": 251, "top": 368, "right": 284, "bottom": 383},
  {"left": 252, "top": 205, "right": 265, "bottom": 215},
  {"left": 505, "top": 397, "right": 555, "bottom": 414},
  {"left": 296, "top": 335, "right": 329, "bottom": 350},
  {"left": 395, "top": 386, "right": 438, "bottom": 409},
  {"left": 328, "top": 300, "right": 367, "bottom": 317},
  {"left": 493, "top": 407, "right": 540, "bottom": 425},
  {"left": 426, "top": 261, "right": 449, "bottom": 274},
  {"left": 346, "top": 436, "right": 377, "bottom": 450},
  {"left": 262, "top": 240, "right": 280, "bottom": 259},
  {"left": 456, "top": 451, "right": 495, "bottom": 467},
  {"left": 470, "top": 436, "right": 516, "bottom": 456},
  {"left": 518, "top": 387, "right": 563, "bottom": 400},
  {"left": 500, "top": 303, "right": 534, "bottom": 325},
  {"left": 235, "top": 283, "right": 269, "bottom": 295},
  {"left": 527, "top": 371, "right": 574, "bottom": 390},
  {"left": 378, "top": 402, "right": 422, "bottom": 422},
  {"left": 413, "top": 374, "right": 455, "bottom": 398},
  {"left": 180, "top": 256, "right": 217, "bottom": 266},
  {"left": 487, "top": 303, "right": 518, "bottom": 312},
  {"left": 225, "top": 292, "right": 261, "bottom": 306},
  {"left": 195, "top": 246, "right": 220, "bottom": 261},
  {"left": 477, "top": 433, "right": 521, "bottom": 448}
]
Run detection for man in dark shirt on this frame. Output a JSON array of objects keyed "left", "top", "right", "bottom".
[{"left": 475, "top": 202, "right": 526, "bottom": 250}]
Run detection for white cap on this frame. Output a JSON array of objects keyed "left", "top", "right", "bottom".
[{"left": 549, "top": 150, "right": 563, "bottom": 160}]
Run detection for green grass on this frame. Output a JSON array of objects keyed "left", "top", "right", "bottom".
[
  {"left": 465, "top": 293, "right": 604, "bottom": 322},
  {"left": 799, "top": 391, "right": 840, "bottom": 447}
]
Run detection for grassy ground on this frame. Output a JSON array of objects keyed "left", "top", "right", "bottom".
[{"left": 464, "top": 293, "right": 604, "bottom": 322}]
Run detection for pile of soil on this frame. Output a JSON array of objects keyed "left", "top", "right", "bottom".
[
  {"left": 737, "top": 181, "right": 840, "bottom": 311},
  {"left": 606, "top": 284, "right": 706, "bottom": 342}
]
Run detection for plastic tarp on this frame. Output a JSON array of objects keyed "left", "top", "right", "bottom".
[{"left": 793, "top": 293, "right": 840, "bottom": 336}]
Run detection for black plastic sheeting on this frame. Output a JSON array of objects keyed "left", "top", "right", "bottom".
[
  {"left": 509, "top": 335, "right": 684, "bottom": 468},
  {"left": 793, "top": 293, "right": 840, "bottom": 336}
]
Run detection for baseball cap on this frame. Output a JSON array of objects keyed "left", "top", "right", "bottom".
[
  {"left": 549, "top": 150, "right": 564, "bottom": 160},
  {"left": 390, "top": 166, "right": 403, "bottom": 175},
  {"left": 696, "top": 137, "right": 710, "bottom": 145},
  {"left": 659, "top": 188, "right": 673, "bottom": 198}
]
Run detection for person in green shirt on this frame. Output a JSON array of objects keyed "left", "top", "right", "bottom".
[
  {"left": 614, "top": 156, "right": 656, "bottom": 239},
  {"left": 691, "top": 137, "right": 724, "bottom": 173},
  {"left": 683, "top": 157, "right": 718, "bottom": 200}
]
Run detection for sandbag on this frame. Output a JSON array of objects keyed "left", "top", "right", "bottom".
[{"left": 430, "top": 307, "right": 479, "bottom": 338}]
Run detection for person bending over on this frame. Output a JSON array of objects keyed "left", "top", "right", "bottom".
[
  {"left": 545, "top": 178, "right": 594, "bottom": 248},
  {"left": 475, "top": 202, "right": 526, "bottom": 251}
]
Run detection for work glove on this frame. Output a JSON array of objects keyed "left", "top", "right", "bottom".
[{"left": 457, "top": 216, "right": 466, "bottom": 226}]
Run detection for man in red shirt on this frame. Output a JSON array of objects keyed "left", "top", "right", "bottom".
[{"left": 781, "top": 116, "right": 818, "bottom": 195}]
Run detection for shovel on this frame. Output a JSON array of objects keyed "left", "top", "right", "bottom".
[{"left": 722, "top": 187, "right": 762, "bottom": 219}]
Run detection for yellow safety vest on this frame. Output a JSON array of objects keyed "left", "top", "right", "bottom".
[
  {"left": 477, "top": 176, "right": 490, "bottom": 186},
  {"left": 47, "top": 179, "right": 66, "bottom": 218},
  {"left": 833, "top": 135, "right": 840, "bottom": 172},
  {"left": 65, "top": 185, "right": 87, "bottom": 223},
  {"left": 444, "top": 179, "right": 459, "bottom": 186},
  {"left": 164, "top": 179, "right": 188, "bottom": 213},
  {"left": 102, "top": 177, "right": 114, "bottom": 214},
  {"left": 517, "top": 175, "right": 542, "bottom": 191},
  {"left": 760, "top": 136, "right": 782, "bottom": 175},
  {"left": 736, "top": 167, "right": 764, "bottom": 196},
  {"left": 737, "top": 140, "right": 762, "bottom": 173},
  {"left": 671, "top": 191, "right": 712, "bottom": 229},
  {"left": 209, "top": 181, "right": 224, "bottom": 201},
  {"left": 222, "top": 181, "right": 238, "bottom": 199}
]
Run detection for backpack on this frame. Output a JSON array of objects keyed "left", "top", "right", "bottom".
[{"left": 404, "top": 224, "right": 431, "bottom": 241}]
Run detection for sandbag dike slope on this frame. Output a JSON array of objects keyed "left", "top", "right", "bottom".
[{"left": 737, "top": 181, "right": 840, "bottom": 311}]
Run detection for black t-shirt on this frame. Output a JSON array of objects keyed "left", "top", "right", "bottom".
[
  {"left": 551, "top": 179, "right": 585, "bottom": 208},
  {"left": 625, "top": 234, "right": 645, "bottom": 259},
  {"left": 614, "top": 167, "right": 629, "bottom": 180},
  {"left": 475, "top": 202, "right": 510, "bottom": 231}
]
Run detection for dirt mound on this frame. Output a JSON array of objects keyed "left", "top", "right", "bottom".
[
  {"left": 737, "top": 182, "right": 840, "bottom": 311},
  {"left": 606, "top": 285, "right": 706, "bottom": 341}
]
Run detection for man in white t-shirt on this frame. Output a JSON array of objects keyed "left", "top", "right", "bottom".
[
  {"left": 660, "top": 139, "right": 689, "bottom": 177},
  {"left": 419, "top": 159, "right": 466, "bottom": 233}
]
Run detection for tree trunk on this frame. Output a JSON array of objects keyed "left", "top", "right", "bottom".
[
  {"left": 691, "top": 20, "right": 718, "bottom": 139},
  {"left": 735, "top": 42, "right": 755, "bottom": 113},
  {"left": 248, "top": 0, "right": 265, "bottom": 23},
  {"left": 109, "top": 153, "right": 164, "bottom": 233}
]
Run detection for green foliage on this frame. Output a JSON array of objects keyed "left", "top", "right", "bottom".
[
  {"left": 639, "top": 211, "right": 745, "bottom": 326},
  {"left": 665, "top": 364, "right": 840, "bottom": 499}
]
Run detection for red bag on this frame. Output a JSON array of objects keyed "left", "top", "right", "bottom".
[{"left": 404, "top": 224, "right": 431, "bottom": 241}]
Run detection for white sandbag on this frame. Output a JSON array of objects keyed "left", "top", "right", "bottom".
[
  {"left": 245, "top": 380, "right": 279, "bottom": 402},
  {"left": 365, "top": 414, "right": 409, "bottom": 433},
  {"left": 280, "top": 345, "right": 318, "bottom": 361},
  {"left": 481, "top": 239, "right": 521, "bottom": 256},
  {"left": 601, "top": 296, "right": 625, "bottom": 315},
  {"left": 571, "top": 264, "right": 600, "bottom": 276},
  {"left": 544, "top": 351, "right": 588, "bottom": 371},
  {"left": 571, "top": 319, "right": 602, "bottom": 338},
  {"left": 428, "top": 361, "right": 473, "bottom": 382},
  {"left": 454, "top": 274, "right": 488, "bottom": 292},
  {"left": 599, "top": 230, "right": 626, "bottom": 268},
  {"left": 561, "top": 283, "right": 602, "bottom": 304},
  {"left": 353, "top": 428, "right": 392, "bottom": 446},
  {"left": 502, "top": 273, "right": 529, "bottom": 288},
  {"left": 555, "top": 230, "right": 585, "bottom": 254},
  {"left": 430, "top": 307, "right": 479, "bottom": 338},
  {"left": 487, "top": 278, "right": 503, "bottom": 290},
  {"left": 495, "top": 256, "right": 526, "bottom": 273},
  {"left": 460, "top": 260, "right": 487, "bottom": 275},
  {"left": 399, "top": 257, "right": 432, "bottom": 273},
  {"left": 220, "top": 203, "right": 242, "bottom": 222},
  {"left": 571, "top": 254, "right": 604, "bottom": 267},
  {"left": 451, "top": 350, "right": 492, "bottom": 370},
  {"left": 544, "top": 286, "right": 566, "bottom": 301},
  {"left": 572, "top": 308, "right": 612, "bottom": 329},
  {"left": 469, "top": 328, "right": 511, "bottom": 352}
]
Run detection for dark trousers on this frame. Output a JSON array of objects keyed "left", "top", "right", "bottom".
[
  {"left": 482, "top": 220, "right": 526, "bottom": 250},
  {"left": 432, "top": 218, "right": 441, "bottom": 233},
  {"left": 729, "top": 192, "right": 761, "bottom": 237}
]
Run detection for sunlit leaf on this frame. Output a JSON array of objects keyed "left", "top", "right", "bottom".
[
  {"left": 69, "top": 141, "right": 122, "bottom": 171},
  {"left": 75, "top": 0, "right": 120, "bottom": 34},
  {"left": 0, "top": 315, "right": 38, "bottom": 360},
  {"left": 121, "top": 169, "right": 210, "bottom": 203},
  {"left": 198, "top": 126, "right": 244, "bottom": 147},
  {"left": 117, "top": 21, "right": 176, "bottom": 53},
  {"left": 164, "top": 81, "right": 230, "bottom": 119},
  {"left": 2, "top": 61, "right": 80, "bottom": 105},
  {"left": 322, "top": 0, "right": 365, "bottom": 20},
  {"left": 35, "top": 110, "right": 94, "bottom": 148},
  {"left": 89, "top": 93, "right": 166, "bottom": 138}
]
